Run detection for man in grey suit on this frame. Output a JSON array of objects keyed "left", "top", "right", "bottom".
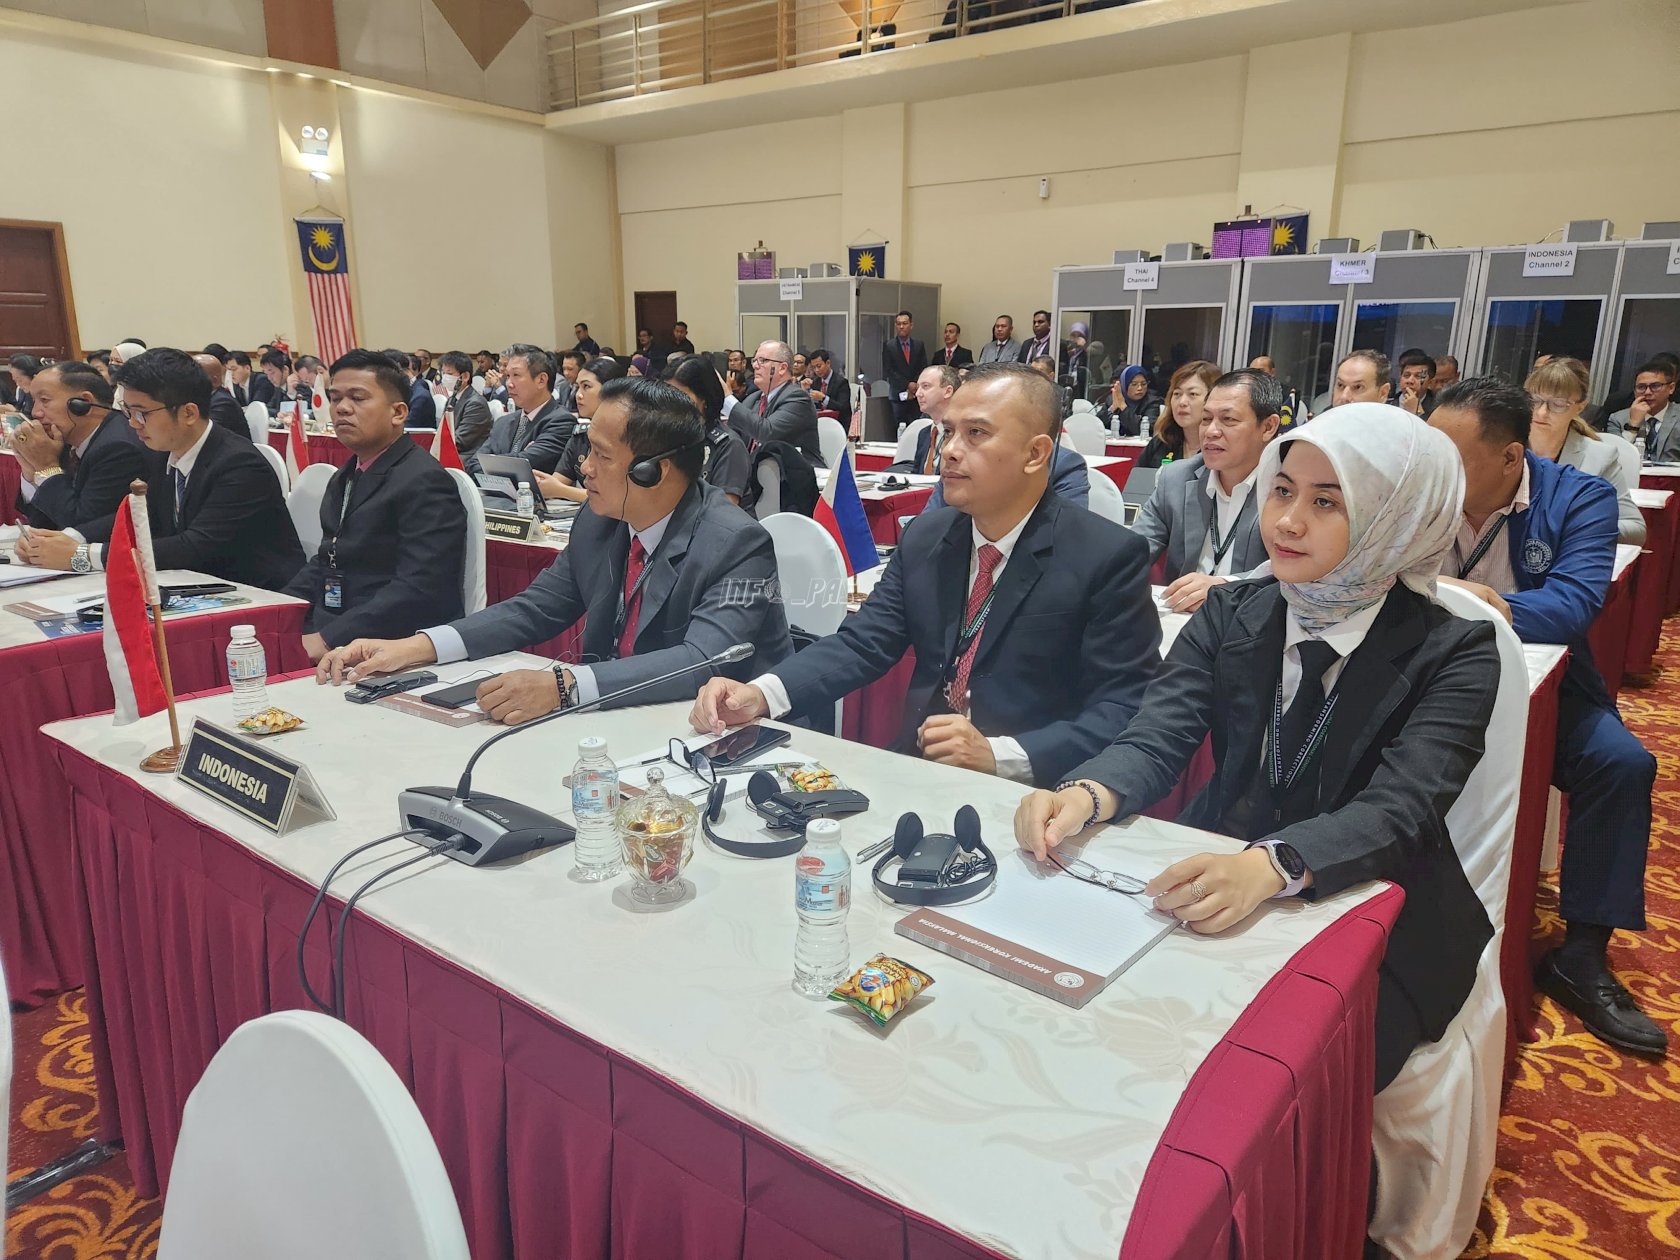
[
  {"left": 478, "top": 344, "right": 576, "bottom": 474},
  {"left": 977, "top": 315, "right": 1021, "bottom": 365},
  {"left": 1610, "top": 359, "right": 1678, "bottom": 462},
  {"left": 1133, "top": 369, "right": 1281, "bottom": 613},
  {"left": 316, "top": 377, "right": 792, "bottom": 723},
  {"left": 734, "top": 339, "right": 826, "bottom": 466},
  {"left": 438, "top": 351, "right": 494, "bottom": 466}
]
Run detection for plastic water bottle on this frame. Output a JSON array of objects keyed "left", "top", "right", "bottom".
[
  {"left": 226, "top": 625, "right": 269, "bottom": 719},
  {"left": 793, "top": 818, "right": 851, "bottom": 997},
  {"left": 570, "top": 736, "right": 622, "bottom": 882},
  {"left": 516, "top": 480, "right": 535, "bottom": 517}
]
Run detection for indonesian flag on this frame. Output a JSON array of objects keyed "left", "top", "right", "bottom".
[
  {"left": 285, "top": 408, "right": 311, "bottom": 483},
  {"left": 813, "top": 445, "right": 879, "bottom": 577},
  {"left": 102, "top": 495, "right": 167, "bottom": 726},
  {"left": 431, "top": 414, "right": 464, "bottom": 471}
]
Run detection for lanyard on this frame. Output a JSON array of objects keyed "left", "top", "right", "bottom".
[
  {"left": 326, "top": 469, "right": 359, "bottom": 569},
  {"left": 943, "top": 581, "right": 1000, "bottom": 681},
  {"left": 1205, "top": 499, "right": 1239, "bottom": 570},
  {"left": 1456, "top": 514, "right": 1508, "bottom": 580},
  {"left": 1266, "top": 676, "right": 1340, "bottom": 793}
]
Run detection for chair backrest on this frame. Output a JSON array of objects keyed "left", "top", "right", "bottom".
[
  {"left": 159, "top": 1010, "right": 469, "bottom": 1260},
  {"left": 1085, "top": 469, "right": 1127, "bottom": 525},
  {"left": 1431, "top": 582, "right": 1528, "bottom": 923},
  {"left": 817, "top": 416, "right": 848, "bottom": 471},
  {"left": 753, "top": 456, "right": 783, "bottom": 519},
  {"left": 244, "top": 401, "right": 269, "bottom": 445},
  {"left": 893, "top": 418, "right": 931, "bottom": 464},
  {"left": 486, "top": 399, "right": 506, "bottom": 419},
  {"left": 1070, "top": 397, "right": 1097, "bottom": 414},
  {"left": 1606, "top": 432, "right": 1641, "bottom": 488},
  {"left": 286, "top": 462, "right": 337, "bottom": 557},
  {"left": 761, "top": 512, "right": 848, "bottom": 635},
  {"left": 1121, "top": 463, "right": 1158, "bottom": 507},
  {"left": 255, "top": 441, "right": 288, "bottom": 493},
  {"left": 445, "top": 468, "right": 488, "bottom": 614},
  {"left": 869, "top": 379, "right": 892, "bottom": 400},
  {"left": 1063, "top": 410, "right": 1108, "bottom": 456}
]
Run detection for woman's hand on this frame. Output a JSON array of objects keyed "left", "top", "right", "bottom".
[
  {"left": 1145, "top": 850, "right": 1284, "bottom": 934},
  {"left": 1014, "top": 782, "right": 1119, "bottom": 861}
]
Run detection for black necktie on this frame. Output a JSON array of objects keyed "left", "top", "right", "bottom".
[
  {"left": 1281, "top": 639, "right": 1340, "bottom": 765},
  {"left": 513, "top": 412, "right": 531, "bottom": 449},
  {"left": 172, "top": 468, "right": 188, "bottom": 525}
]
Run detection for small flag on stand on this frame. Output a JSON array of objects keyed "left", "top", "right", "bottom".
[
  {"left": 102, "top": 493, "right": 166, "bottom": 727},
  {"left": 431, "top": 414, "right": 464, "bottom": 472},
  {"left": 285, "top": 408, "right": 312, "bottom": 483},
  {"left": 813, "top": 447, "right": 879, "bottom": 577}
]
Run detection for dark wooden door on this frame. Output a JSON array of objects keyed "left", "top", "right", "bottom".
[
  {"left": 633, "top": 291, "right": 679, "bottom": 350},
  {"left": 0, "top": 221, "right": 78, "bottom": 361}
]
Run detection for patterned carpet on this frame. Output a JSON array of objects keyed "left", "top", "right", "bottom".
[{"left": 6, "top": 632, "right": 1680, "bottom": 1259}]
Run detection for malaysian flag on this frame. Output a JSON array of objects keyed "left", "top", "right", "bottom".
[{"left": 295, "top": 218, "right": 356, "bottom": 365}]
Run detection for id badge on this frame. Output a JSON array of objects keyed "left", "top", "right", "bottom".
[{"left": 324, "top": 572, "right": 343, "bottom": 610}]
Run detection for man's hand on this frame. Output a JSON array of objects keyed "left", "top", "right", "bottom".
[
  {"left": 689, "top": 677, "right": 768, "bottom": 735},
  {"left": 1162, "top": 572, "right": 1227, "bottom": 614},
  {"left": 917, "top": 714, "right": 997, "bottom": 774},
  {"left": 286, "top": 371, "right": 300, "bottom": 392},
  {"left": 12, "top": 419, "right": 64, "bottom": 469},
  {"left": 14, "top": 529, "right": 79, "bottom": 570},
  {"left": 1438, "top": 576, "right": 1513, "bottom": 624},
  {"left": 1629, "top": 398, "right": 1652, "bottom": 430},
  {"left": 475, "top": 668, "right": 560, "bottom": 725},
  {"left": 315, "top": 633, "right": 437, "bottom": 685},
  {"left": 1013, "top": 782, "right": 1118, "bottom": 862},
  {"left": 300, "top": 632, "right": 328, "bottom": 663},
  {"left": 485, "top": 369, "right": 502, "bottom": 389},
  {"left": 1399, "top": 385, "right": 1423, "bottom": 415},
  {"left": 1145, "top": 849, "right": 1286, "bottom": 934}
]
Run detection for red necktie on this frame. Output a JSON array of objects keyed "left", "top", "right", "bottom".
[
  {"left": 617, "top": 537, "right": 647, "bottom": 658},
  {"left": 945, "top": 544, "right": 1002, "bottom": 714},
  {"left": 902, "top": 339, "right": 911, "bottom": 363},
  {"left": 759, "top": 392, "right": 768, "bottom": 417}
]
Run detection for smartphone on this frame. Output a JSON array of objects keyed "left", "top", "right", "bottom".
[
  {"left": 162, "top": 582, "right": 236, "bottom": 600},
  {"left": 696, "top": 724, "right": 791, "bottom": 770},
  {"left": 346, "top": 670, "right": 438, "bottom": 704},
  {"left": 420, "top": 674, "right": 499, "bottom": 710}
]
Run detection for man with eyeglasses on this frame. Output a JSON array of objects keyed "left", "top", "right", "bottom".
[
  {"left": 1610, "top": 359, "right": 1679, "bottom": 462},
  {"left": 13, "top": 348, "right": 305, "bottom": 590},
  {"left": 9, "top": 359, "right": 146, "bottom": 530},
  {"left": 733, "top": 339, "right": 825, "bottom": 466}
]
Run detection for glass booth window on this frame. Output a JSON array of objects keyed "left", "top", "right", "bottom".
[
  {"left": 1140, "top": 307, "right": 1225, "bottom": 385},
  {"left": 1608, "top": 298, "right": 1680, "bottom": 399},
  {"left": 794, "top": 314, "right": 848, "bottom": 379},
  {"left": 1248, "top": 304, "right": 1339, "bottom": 407},
  {"left": 1351, "top": 301, "right": 1456, "bottom": 367},
  {"left": 1481, "top": 299, "right": 1602, "bottom": 385},
  {"left": 739, "top": 315, "right": 789, "bottom": 358},
  {"left": 1058, "top": 310, "right": 1131, "bottom": 401}
]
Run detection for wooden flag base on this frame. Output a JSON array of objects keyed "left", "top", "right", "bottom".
[{"left": 141, "top": 745, "right": 184, "bottom": 774}]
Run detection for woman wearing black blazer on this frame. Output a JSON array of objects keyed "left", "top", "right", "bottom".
[{"left": 1016, "top": 403, "right": 1500, "bottom": 1092}]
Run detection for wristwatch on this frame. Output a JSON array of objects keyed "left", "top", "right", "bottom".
[
  {"left": 33, "top": 465, "right": 63, "bottom": 485},
  {"left": 1250, "top": 839, "right": 1308, "bottom": 898},
  {"left": 552, "top": 665, "right": 578, "bottom": 710},
  {"left": 70, "top": 544, "right": 92, "bottom": 574}
]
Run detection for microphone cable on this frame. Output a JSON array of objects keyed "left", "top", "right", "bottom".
[
  {"left": 295, "top": 828, "right": 427, "bottom": 1016},
  {"left": 332, "top": 833, "right": 465, "bottom": 1020}
]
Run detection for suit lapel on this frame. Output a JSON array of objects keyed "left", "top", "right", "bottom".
[
  {"left": 631, "top": 482, "right": 703, "bottom": 644},
  {"left": 1317, "top": 589, "right": 1425, "bottom": 802},
  {"left": 972, "top": 497, "right": 1055, "bottom": 671},
  {"left": 1234, "top": 486, "right": 1265, "bottom": 570},
  {"left": 1180, "top": 460, "right": 1212, "bottom": 576},
  {"left": 1213, "top": 587, "right": 1287, "bottom": 799},
  {"left": 930, "top": 512, "right": 972, "bottom": 679}
]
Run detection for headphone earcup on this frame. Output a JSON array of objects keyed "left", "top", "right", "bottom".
[
  {"left": 891, "top": 813, "right": 923, "bottom": 860},
  {"left": 67, "top": 397, "right": 91, "bottom": 416},
  {"left": 627, "top": 457, "right": 662, "bottom": 489},
  {"left": 706, "top": 779, "right": 726, "bottom": 823}
]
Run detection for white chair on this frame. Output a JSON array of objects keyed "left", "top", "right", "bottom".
[
  {"left": 255, "top": 441, "right": 288, "bottom": 493},
  {"left": 286, "top": 463, "right": 337, "bottom": 556},
  {"left": 446, "top": 468, "right": 487, "bottom": 614},
  {"left": 1085, "top": 469, "right": 1127, "bottom": 525},
  {"left": 753, "top": 456, "right": 783, "bottom": 519},
  {"left": 1368, "top": 581, "right": 1528, "bottom": 1260},
  {"left": 1607, "top": 432, "right": 1641, "bottom": 488},
  {"left": 893, "top": 418, "right": 931, "bottom": 465},
  {"left": 1062, "top": 410, "right": 1108, "bottom": 457},
  {"left": 471, "top": 374, "right": 486, "bottom": 394},
  {"left": 158, "top": 1011, "right": 469, "bottom": 1260},
  {"left": 817, "top": 415, "right": 848, "bottom": 471},
  {"left": 761, "top": 512, "right": 849, "bottom": 732},
  {"left": 486, "top": 399, "right": 506, "bottom": 420},
  {"left": 244, "top": 401, "right": 269, "bottom": 446}
]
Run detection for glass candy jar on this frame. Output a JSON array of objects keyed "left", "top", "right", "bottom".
[{"left": 617, "top": 767, "right": 697, "bottom": 905}]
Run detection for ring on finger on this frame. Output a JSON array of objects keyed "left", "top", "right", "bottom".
[{"left": 1188, "top": 879, "right": 1208, "bottom": 902}]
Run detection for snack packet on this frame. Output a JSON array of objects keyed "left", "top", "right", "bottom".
[
  {"left": 828, "top": 954, "right": 933, "bottom": 1026},
  {"left": 237, "top": 707, "right": 305, "bottom": 736},
  {"left": 782, "top": 764, "right": 841, "bottom": 794}
]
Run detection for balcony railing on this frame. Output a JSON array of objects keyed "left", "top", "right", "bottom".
[{"left": 544, "top": 0, "right": 1114, "bottom": 111}]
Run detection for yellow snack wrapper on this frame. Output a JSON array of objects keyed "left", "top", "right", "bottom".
[{"left": 828, "top": 954, "right": 933, "bottom": 1026}]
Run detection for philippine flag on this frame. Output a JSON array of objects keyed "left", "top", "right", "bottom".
[
  {"left": 285, "top": 408, "right": 311, "bottom": 483},
  {"left": 813, "top": 446, "right": 878, "bottom": 577},
  {"left": 102, "top": 495, "right": 168, "bottom": 726}
]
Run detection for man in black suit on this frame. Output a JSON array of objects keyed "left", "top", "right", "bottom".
[
  {"left": 438, "top": 351, "right": 494, "bottom": 467},
  {"left": 735, "top": 339, "right": 825, "bottom": 466},
  {"left": 937, "top": 321, "right": 973, "bottom": 369},
  {"left": 1017, "top": 309, "right": 1057, "bottom": 365},
  {"left": 17, "top": 348, "right": 305, "bottom": 590},
  {"left": 9, "top": 359, "right": 146, "bottom": 530},
  {"left": 228, "top": 351, "right": 273, "bottom": 409},
  {"left": 316, "top": 378, "right": 792, "bottom": 724},
  {"left": 691, "top": 362, "right": 1159, "bottom": 788},
  {"left": 478, "top": 344, "right": 575, "bottom": 473},
  {"left": 391, "top": 351, "right": 437, "bottom": 429},
  {"left": 882, "top": 310, "right": 929, "bottom": 426},
  {"left": 806, "top": 348, "right": 852, "bottom": 430},
  {"left": 285, "top": 350, "right": 465, "bottom": 662},
  {"left": 572, "top": 323, "right": 600, "bottom": 356},
  {"left": 670, "top": 321, "right": 696, "bottom": 357},
  {"left": 194, "top": 352, "right": 252, "bottom": 440}
]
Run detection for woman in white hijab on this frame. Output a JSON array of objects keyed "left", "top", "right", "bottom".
[{"left": 1015, "top": 403, "right": 1502, "bottom": 1092}]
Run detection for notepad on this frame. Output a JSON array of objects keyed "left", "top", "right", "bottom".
[{"left": 895, "top": 849, "right": 1178, "bottom": 1008}]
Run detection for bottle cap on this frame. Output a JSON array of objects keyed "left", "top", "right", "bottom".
[
  {"left": 578, "top": 735, "right": 606, "bottom": 755},
  {"left": 230, "top": 624, "right": 256, "bottom": 640},
  {"left": 806, "top": 818, "right": 840, "bottom": 841}
]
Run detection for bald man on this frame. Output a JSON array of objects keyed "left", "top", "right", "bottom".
[{"left": 194, "top": 351, "right": 253, "bottom": 441}]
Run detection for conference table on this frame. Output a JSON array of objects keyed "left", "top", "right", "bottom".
[
  {"left": 1587, "top": 544, "right": 1642, "bottom": 703},
  {"left": 852, "top": 442, "right": 1136, "bottom": 492},
  {"left": 265, "top": 427, "right": 435, "bottom": 466},
  {"left": 48, "top": 667, "right": 1400, "bottom": 1259},
  {"left": 0, "top": 448, "right": 22, "bottom": 525},
  {"left": 1638, "top": 466, "right": 1680, "bottom": 616},
  {"left": 0, "top": 546, "right": 309, "bottom": 1006},
  {"left": 1505, "top": 644, "right": 1567, "bottom": 1061},
  {"left": 1629, "top": 486, "right": 1676, "bottom": 677}
]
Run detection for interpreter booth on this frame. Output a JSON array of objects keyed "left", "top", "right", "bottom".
[
  {"left": 1603, "top": 233, "right": 1680, "bottom": 405},
  {"left": 736, "top": 276, "right": 942, "bottom": 440},
  {"left": 1051, "top": 257, "right": 1244, "bottom": 403},
  {"left": 1468, "top": 242, "right": 1623, "bottom": 403},
  {"left": 1237, "top": 247, "right": 1482, "bottom": 412}
]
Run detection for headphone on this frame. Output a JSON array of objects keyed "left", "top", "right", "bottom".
[
  {"left": 627, "top": 437, "right": 707, "bottom": 489},
  {"left": 871, "top": 806, "right": 996, "bottom": 906},
  {"left": 67, "top": 398, "right": 117, "bottom": 417},
  {"left": 701, "top": 771, "right": 871, "bottom": 859}
]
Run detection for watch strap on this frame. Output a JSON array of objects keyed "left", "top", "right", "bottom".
[{"left": 1248, "top": 838, "right": 1308, "bottom": 898}]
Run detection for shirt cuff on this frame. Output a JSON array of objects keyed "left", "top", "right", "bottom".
[
  {"left": 988, "top": 736, "right": 1034, "bottom": 784},
  {"left": 420, "top": 625, "right": 469, "bottom": 665},
  {"left": 721, "top": 394, "right": 737, "bottom": 418},
  {"left": 754, "top": 672, "right": 793, "bottom": 719},
  {"left": 19, "top": 477, "right": 37, "bottom": 501},
  {"left": 567, "top": 663, "right": 599, "bottom": 706}
]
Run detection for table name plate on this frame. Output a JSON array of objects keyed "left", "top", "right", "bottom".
[
  {"left": 177, "top": 718, "right": 336, "bottom": 835},
  {"left": 483, "top": 510, "right": 543, "bottom": 542}
]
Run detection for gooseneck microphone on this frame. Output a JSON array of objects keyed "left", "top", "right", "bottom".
[{"left": 398, "top": 642, "right": 755, "bottom": 866}]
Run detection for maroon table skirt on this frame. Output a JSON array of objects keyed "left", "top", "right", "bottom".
[
  {"left": 484, "top": 538, "right": 585, "bottom": 662},
  {"left": 1585, "top": 551, "right": 1638, "bottom": 703},
  {"left": 865, "top": 489, "right": 933, "bottom": 545},
  {"left": 1629, "top": 493, "right": 1679, "bottom": 677},
  {"left": 1, "top": 603, "right": 309, "bottom": 1006},
  {"left": 265, "top": 429, "right": 433, "bottom": 465},
  {"left": 56, "top": 734, "right": 1400, "bottom": 1260},
  {"left": 0, "top": 453, "right": 21, "bottom": 525},
  {"left": 1638, "top": 469, "right": 1680, "bottom": 615},
  {"left": 1505, "top": 650, "right": 1566, "bottom": 1062}
]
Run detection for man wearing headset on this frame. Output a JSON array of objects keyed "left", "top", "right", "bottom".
[
  {"left": 316, "top": 377, "right": 793, "bottom": 723},
  {"left": 9, "top": 359, "right": 146, "bottom": 529}
]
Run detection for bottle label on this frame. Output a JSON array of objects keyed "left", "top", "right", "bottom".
[
  {"left": 795, "top": 870, "right": 850, "bottom": 914},
  {"left": 573, "top": 782, "right": 617, "bottom": 816},
  {"left": 227, "top": 651, "right": 266, "bottom": 682}
]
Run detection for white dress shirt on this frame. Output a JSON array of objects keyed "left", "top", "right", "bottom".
[
  {"left": 1280, "top": 598, "right": 1386, "bottom": 708},
  {"left": 423, "top": 511, "right": 674, "bottom": 706},
  {"left": 753, "top": 511, "right": 1038, "bottom": 782},
  {"left": 1444, "top": 460, "right": 1529, "bottom": 595},
  {"left": 66, "top": 421, "right": 214, "bottom": 571},
  {"left": 1196, "top": 465, "right": 1259, "bottom": 577}
]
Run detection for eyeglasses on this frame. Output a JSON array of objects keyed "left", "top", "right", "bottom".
[
  {"left": 1534, "top": 396, "right": 1581, "bottom": 414},
  {"left": 1634, "top": 382, "right": 1672, "bottom": 393},
  {"left": 1048, "top": 852, "right": 1148, "bottom": 895},
  {"left": 123, "top": 403, "right": 176, "bottom": 424},
  {"left": 750, "top": 357, "right": 788, "bottom": 368}
]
